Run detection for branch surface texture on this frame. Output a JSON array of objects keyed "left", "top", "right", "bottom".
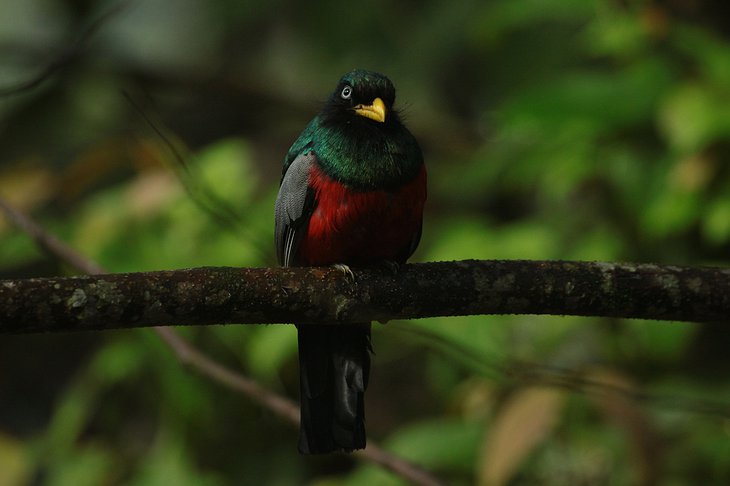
[{"left": 2, "top": 260, "right": 728, "bottom": 333}]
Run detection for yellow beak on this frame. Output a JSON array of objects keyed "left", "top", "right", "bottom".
[{"left": 354, "top": 97, "right": 387, "bottom": 123}]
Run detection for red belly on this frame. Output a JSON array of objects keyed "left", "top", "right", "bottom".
[{"left": 297, "top": 164, "right": 427, "bottom": 266}]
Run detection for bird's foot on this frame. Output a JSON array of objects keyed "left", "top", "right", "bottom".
[{"left": 332, "top": 263, "right": 355, "bottom": 282}]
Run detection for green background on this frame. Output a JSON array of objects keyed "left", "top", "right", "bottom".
[{"left": 1, "top": 0, "right": 730, "bottom": 484}]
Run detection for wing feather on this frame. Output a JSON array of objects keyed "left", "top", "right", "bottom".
[{"left": 274, "top": 152, "right": 318, "bottom": 267}]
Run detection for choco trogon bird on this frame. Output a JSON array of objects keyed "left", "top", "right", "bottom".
[{"left": 274, "top": 69, "right": 426, "bottom": 454}]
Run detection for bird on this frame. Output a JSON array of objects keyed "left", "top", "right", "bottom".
[{"left": 274, "top": 69, "right": 427, "bottom": 454}]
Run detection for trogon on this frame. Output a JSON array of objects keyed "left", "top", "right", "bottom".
[{"left": 274, "top": 70, "right": 427, "bottom": 454}]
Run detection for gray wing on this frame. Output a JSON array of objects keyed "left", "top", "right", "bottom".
[{"left": 275, "top": 152, "right": 318, "bottom": 267}]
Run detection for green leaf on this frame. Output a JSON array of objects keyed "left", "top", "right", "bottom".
[
  {"left": 641, "top": 187, "right": 701, "bottom": 237},
  {"left": 0, "top": 432, "right": 30, "bottom": 486},
  {"left": 245, "top": 325, "right": 297, "bottom": 382},
  {"left": 349, "top": 418, "right": 484, "bottom": 486},
  {"left": 415, "top": 316, "right": 509, "bottom": 376},
  {"left": 44, "top": 445, "right": 115, "bottom": 486},
  {"left": 471, "top": 0, "right": 598, "bottom": 42},
  {"left": 194, "top": 138, "right": 256, "bottom": 206},
  {"left": 89, "top": 337, "right": 145, "bottom": 382},
  {"left": 501, "top": 60, "right": 671, "bottom": 134},
  {"left": 702, "top": 195, "right": 730, "bottom": 245},
  {"left": 129, "top": 429, "right": 223, "bottom": 486},
  {"left": 658, "top": 83, "right": 730, "bottom": 154},
  {"left": 425, "top": 218, "right": 560, "bottom": 262},
  {"left": 385, "top": 418, "right": 483, "bottom": 470},
  {"left": 583, "top": 4, "right": 649, "bottom": 58},
  {"left": 673, "top": 24, "right": 730, "bottom": 86},
  {"left": 617, "top": 319, "right": 696, "bottom": 363}
]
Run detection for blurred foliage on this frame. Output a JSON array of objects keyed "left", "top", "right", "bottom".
[{"left": 2, "top": 0, "right": 730, "bottom": 484}]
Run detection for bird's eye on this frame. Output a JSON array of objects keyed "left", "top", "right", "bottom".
[{"left": 340, "top": 85, "right": 352, "bottom": 100}]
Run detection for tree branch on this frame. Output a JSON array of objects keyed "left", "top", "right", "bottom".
[
  {"left": 0, "top": 198, "right": 445, "bottom": 486},
  {"left": 0, "top": 2, "right": 130, "bottom": 97},
  {"left": 1, "top": 260, "right": 728, "bottom": 333},
  {"left": 0, "top": 198, "right": 105, "bottom": 275}
]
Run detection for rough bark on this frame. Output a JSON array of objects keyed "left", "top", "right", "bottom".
[{"left": 1, "top": 260, "right": 728, "bottom": 333}]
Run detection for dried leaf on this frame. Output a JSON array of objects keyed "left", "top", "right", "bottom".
[{"left": 478, "top": 386, "right": 565, "bottom": 486}]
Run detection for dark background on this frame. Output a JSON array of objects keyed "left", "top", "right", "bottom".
[{"left": 1, "top": 0, "right": 730, "bottom": 484}]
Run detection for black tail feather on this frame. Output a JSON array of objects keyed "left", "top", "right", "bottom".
[{"left": 297, "top": 324, "right": 371, "bottom": 454}]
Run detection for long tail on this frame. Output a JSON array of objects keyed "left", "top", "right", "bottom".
[{"left": 297, "top": 323, "right": 371, "bottom": 454}]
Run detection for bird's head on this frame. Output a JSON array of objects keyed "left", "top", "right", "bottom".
[{"left": 324, "top": 70, "right": 396, "bottom": 124}]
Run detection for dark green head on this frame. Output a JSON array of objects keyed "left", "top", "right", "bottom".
[{"left": 285, "top": 69, "right": 422, "bottom": 191}]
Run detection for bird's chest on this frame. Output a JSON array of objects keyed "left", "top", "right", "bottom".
[{"left": 297, "top": 163, "right": 426, "bottom": 265}]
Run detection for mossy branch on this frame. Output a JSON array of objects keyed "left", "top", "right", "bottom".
[{"left": 1, "top": 260, "right": 728, "bottom": 333}]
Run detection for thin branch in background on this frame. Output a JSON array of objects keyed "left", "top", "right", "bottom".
[
  {"left": 4, "top": 197, "right": 730, "bottom": 477},
  {"left": 153, "top": 326, "right": 299, "bottom": 424},
  {"left": 122, "top": 91, "right": 245, "bottom": 230},
  {"left": 0, "top": 1, "right": 131, "bottom": 97},
  {"left": 0, "top": 0, "right": 267, "bottom": 262},
  {"left": 393, "top": 323, "right": 730, "bottom": 419},
  {"left": 0, "top": 197, "right": 104, "bottom": 275},
  {"left": 121, "top": 90, "right": 273, "bottom": 264},
  {"left": 0, "top": 196, "right": 445, "bottom": 486},
  {"left": 508, "top": 362, "right": 730, "bottom": 418}
]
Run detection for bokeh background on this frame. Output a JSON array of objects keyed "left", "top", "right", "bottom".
[{"left": 2, "top": 0, "right": 730, "bottom": 484}]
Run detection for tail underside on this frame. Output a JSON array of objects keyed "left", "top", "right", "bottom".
[{"left": 297, "top": 323, "right": 371, "bottom": 454}]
